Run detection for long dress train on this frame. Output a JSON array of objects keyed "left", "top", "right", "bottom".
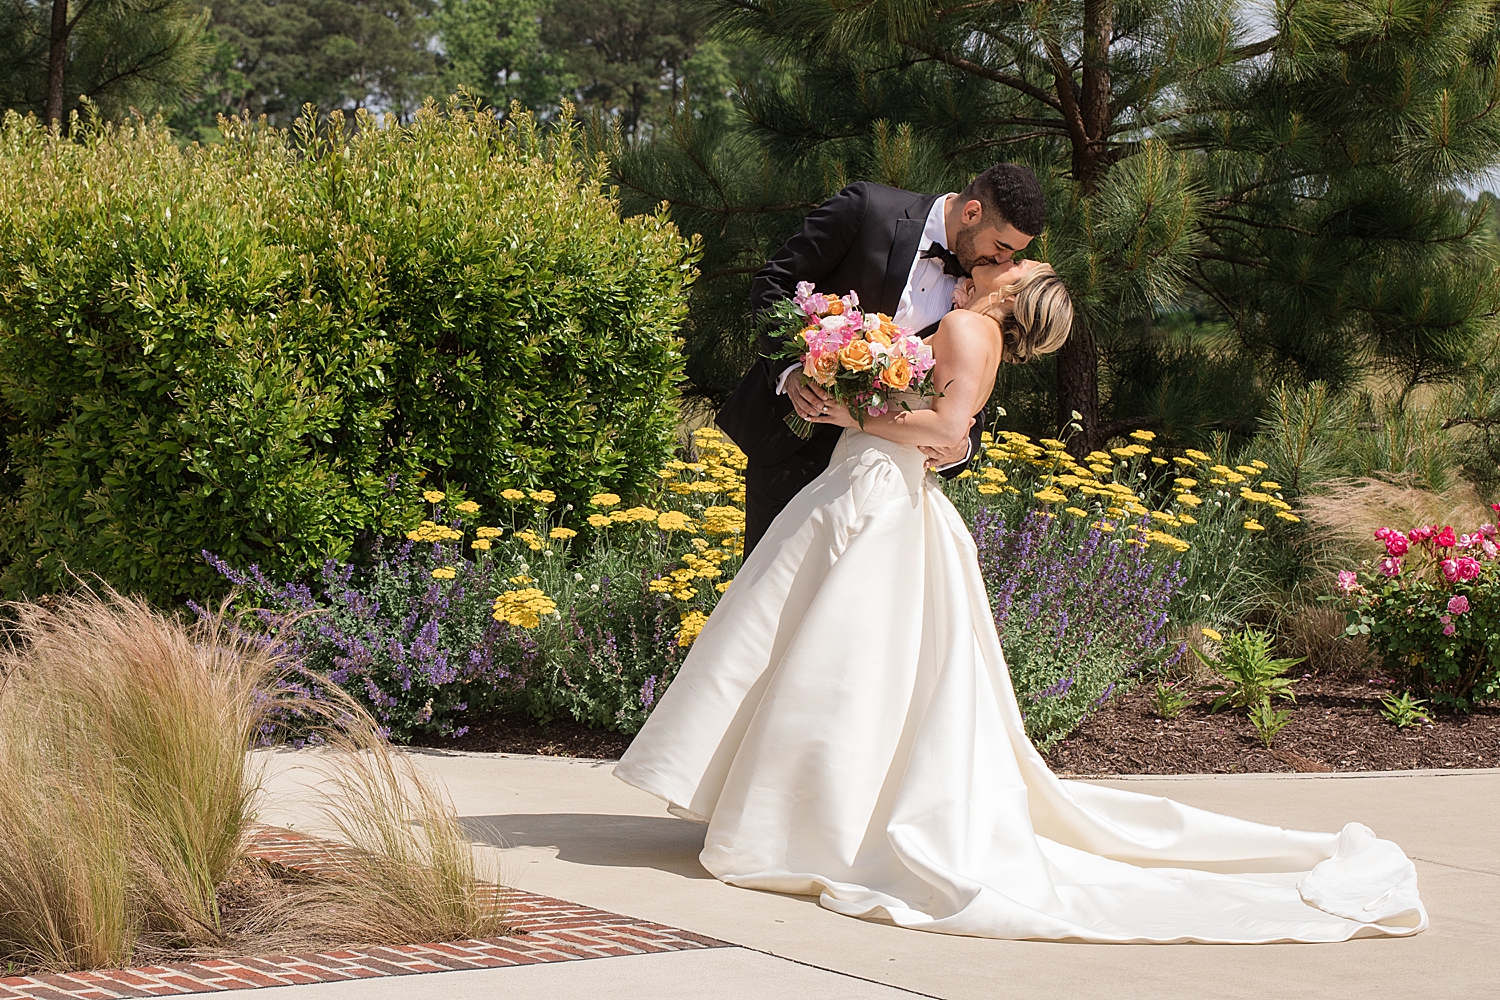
[{"left": 614, "top": 428, "right": 1426, "bottom": 943}]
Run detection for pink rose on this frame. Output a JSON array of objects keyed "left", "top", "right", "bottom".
[
  {"left": 1436, "top": 525, "right": 1457, "bottom": 548},
  {"left": 1374, "top": 527, "right": 1394, "bottom": 541},
  {"left": 1441, "top": 558, "right": 1460, "bottom": 583},
  {"left": 1483, "top": 540, "right": 1498, "bottom": 560},
  {"left": 1379, "top": 557, "right": 1402, "bottom": 577},
  {"left": 1336, "top": 570, "right": 1359, "bottom": 593},
  {"left": 1410, "top": 525, "right": 1435, "bottom": 543},
  {"left": 1458, "top": 556, "right": 1482, "bottom": 582},
  {"left": 1443, "top": 622, "right": 1457, "bottom": 636},
  {"left": 1384, "top": 533, "right": 1409, "bottom": 557},
  {"left": 1448, "top": 595, "right": 1471, "bottom": 615}
]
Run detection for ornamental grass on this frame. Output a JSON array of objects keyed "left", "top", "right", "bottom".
[{"left": 0, "top": 588, "right": 504, "bottom": 973}]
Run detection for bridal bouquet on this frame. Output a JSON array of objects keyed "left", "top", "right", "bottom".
[{"left": 768, "top": 282, "right": 938, "bottom": 439}]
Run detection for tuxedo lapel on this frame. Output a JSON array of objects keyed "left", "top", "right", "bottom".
[{"left": 880, "top": 193, "right": 940, "bottom": 315}]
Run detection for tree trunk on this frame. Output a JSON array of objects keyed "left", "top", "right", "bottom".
[
  {"left": 1060, "top": 0, "right": 1113, "bottom": 455},
  {"left": 46, "top": 0, "right": 69, "bottom": 126},
  {"left": 1058, "top": 319, "right": 1102, "bottom": 455}
]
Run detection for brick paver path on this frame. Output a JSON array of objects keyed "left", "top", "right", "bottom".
[{"left": 0, "top": 827, "right": 726, "bottom": 999}]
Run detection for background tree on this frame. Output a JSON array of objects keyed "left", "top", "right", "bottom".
[
  {"left": 435, "top": 0, "right": 564, "bottom": 111},
  {"left": 0, "top": 0, "right": 210, "bottom": 123},
  {"left": 185, "top": 0, "right": 437, "bottom": 127},
  {"left": 609, "top": 0, "right": 1500, "bottom": 454}
]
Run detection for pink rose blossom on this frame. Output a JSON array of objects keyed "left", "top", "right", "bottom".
[
  {"left": 1448, "top": 595, "right": 1471, "bottom": 615},
  {"left": 1443, "top": 622, "right": 1457, "bottom": 636},
  {"left": 1483, "top": 540, "right": 1498, "bottom": 560},
  {"left": 1374, "top": 527, "right": 1394, "bottom": 541},
  {"left": 1436, "top": 525, "right": 1458, "bottom": 548},
  {"left": 1378, "top": 557, "right": 1402, "bottom": 577},
  {"left": 1336, "top": 570, "right": 1360, "bottom": 593},
  {"left": 1441, "top": 558, "right": 1461, "bottom": 583},
  {"left": 1410, "top": 525, "right": 1435, "bottom": 543},
  {"left": 1457, "top": 556, "right": 1482, "bottom": 582},
  {"left": 1384, "top": 533, "right": 1409, "bottom": 557}
]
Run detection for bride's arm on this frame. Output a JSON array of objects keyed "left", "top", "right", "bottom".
[{"left": 809, "top": 311, "right": 998, "bottom": 450}]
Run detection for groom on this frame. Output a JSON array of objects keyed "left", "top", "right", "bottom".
[{"left": 717, "top": 164, "right": 1046, "bottom": 555}]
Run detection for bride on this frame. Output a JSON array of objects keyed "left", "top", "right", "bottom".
[{"left": 614, "top": 261, "right": 1426, "bottom": 943}]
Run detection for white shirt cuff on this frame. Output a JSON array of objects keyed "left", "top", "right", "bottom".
[
  {"left": 935, "top": 437, "right": 974, "bottom": 472},
  {"left": 775, "top": 364, "right": 800, "bottom": 394}
]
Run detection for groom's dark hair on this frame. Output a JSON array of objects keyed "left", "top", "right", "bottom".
[{"left": 961, "top": 164, "right": 1045, "bottom": 237}]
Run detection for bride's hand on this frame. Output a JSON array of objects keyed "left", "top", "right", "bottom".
[{"left": 808, "top": 399, "right": 857, "bottom": 428}]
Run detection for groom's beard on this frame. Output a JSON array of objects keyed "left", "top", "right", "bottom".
[{"left": 952, "top": 227, "right": 987, "bottom": 275}]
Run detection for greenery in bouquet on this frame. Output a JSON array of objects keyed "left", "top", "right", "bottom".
[
  {"left": 1336, "top": 518, "right": 1500, "bottom": 709},
  {"left": 766, "top": 284, "right": 937, "bottom": 438},
  {"left": 206, "top": 428, "right": 749, "bottom": 741}
]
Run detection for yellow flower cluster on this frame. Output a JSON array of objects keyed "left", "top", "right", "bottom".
[
  {"left": 702, "top": 505, "right": 746, "bottom": 538},
  {"left": 456, "top": 500, "right": 480, "bottom": 514},
  {"left": 657, "top": 511, "right": 696, "bottom": 533},
  {"left": 649, "top": 568, "right": 700, "bottom": 601},
  {"left": 677, "top": 610, "right": 710, "bottom": 647},
  {"left": 513, "top": 529, "right": 543, "bottom": 551},
  {"left": 431, "top": 566, "right": 457, "bottom": 579},
  {"left": 501, "top": 488, "right": 526, "bottom": 500},
  {"left": 529, "top": 490, "right": 556, "bottom": 504},
  {"left": 973, "top": 430, "right": 1295, "bottom": 552},
  {"left": 476, "top": 526, "right": 503, "bottom": 539},
  {"left": 652, "top": 428, "right": 748, "bottom": 507},
  {"left": 549, "top": 526, "right": 578, "bottom": 540},
  {"left": 423, "top": 490, "right": 446, "bottom": 503},
  {"left": 590, "top": 492, "right": 621, "bottom": 508},
  {"left": 407, "top": 520, "right": 463, "bottom": 542},
  {"left": 493, "top": 587, "right": 557, "bottom": 628}
]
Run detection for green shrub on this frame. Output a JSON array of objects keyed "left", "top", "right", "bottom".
[{"left": 0, "top": 101, "right": 692, "bottom": 604}]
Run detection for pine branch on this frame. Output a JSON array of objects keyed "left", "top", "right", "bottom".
[{"left": 902, "top": 37, "right": 1062, "bottom": 112}]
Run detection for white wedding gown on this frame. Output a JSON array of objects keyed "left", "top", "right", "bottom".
[{"left": 614, "top": 425, "right": 1426, "bottom": 943}]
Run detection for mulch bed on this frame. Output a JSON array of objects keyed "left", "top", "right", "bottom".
[
  {"left": 432, "top": 712, "right": 635, "bottom": 760},
  {"left": 1044, "top": 676, "right": 1500, "bottom": 775},
  {"left": 422, "top": 679, "right": 1500, "bottom": 774}
]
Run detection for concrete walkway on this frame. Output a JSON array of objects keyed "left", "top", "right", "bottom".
[{"left": 254, "top": 753, "right": 1500, "bottom": 1000}]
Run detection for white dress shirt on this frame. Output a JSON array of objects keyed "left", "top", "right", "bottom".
[{"left": 893, "top": 193, "right": 959, "bottom": 334}]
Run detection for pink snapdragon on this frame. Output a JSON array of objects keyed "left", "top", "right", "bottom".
[
  {"left": 1447, "top": 594, "right": 1471, "bottom": 615},
  {"left": 1336, "top": 570, "right": 1360, "bottom": 593}
]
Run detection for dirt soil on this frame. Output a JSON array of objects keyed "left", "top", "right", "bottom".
[
  {"left": 435, "top": 712, "right": 635, "bottom": 760},
  {"left": 423, "top": 679, "right": 1500, "bottom": 774}
]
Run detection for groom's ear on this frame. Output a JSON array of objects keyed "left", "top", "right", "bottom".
[{"left": 960, "top": 199, "right": 985, "bottom": 227}]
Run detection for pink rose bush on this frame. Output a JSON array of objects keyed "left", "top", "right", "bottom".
[{"left": 1337, "top": 520, "right": 1500, "bottom": 708}]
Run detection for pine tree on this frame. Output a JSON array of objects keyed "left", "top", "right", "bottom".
[
  {"left": 0, "top": 0, "right": 211, "bottom": 123},
  {"left": 610, "top": 0, "right": 1500, "bottom": 453}
]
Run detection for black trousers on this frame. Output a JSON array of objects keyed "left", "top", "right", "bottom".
[{"left": 743, "top": 442, "right": 839, "bottom": 557}]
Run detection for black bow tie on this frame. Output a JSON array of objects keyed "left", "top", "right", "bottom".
[{"left": 920, "top": 242, "right": 967, "bottom": 278}]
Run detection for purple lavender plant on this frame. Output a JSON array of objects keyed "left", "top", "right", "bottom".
[{"left": 974, "top": 509, "right": 1186, "bottom": 747}]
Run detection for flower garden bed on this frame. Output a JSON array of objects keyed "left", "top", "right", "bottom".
[
  {"left": 418, "top": 677, "right": 1500, "bottom": 774},
  {"left": 1044, "top": 675, "right": 1500, "bottom": 775}
]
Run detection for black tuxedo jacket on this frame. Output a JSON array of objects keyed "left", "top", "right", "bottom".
[{"left": 715, "top": 182, "right": 985, "bottom": 475}]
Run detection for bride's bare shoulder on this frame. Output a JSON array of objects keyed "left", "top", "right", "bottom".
[{"left": 934, "top": 308, "right": 1001, "bottom": 352}]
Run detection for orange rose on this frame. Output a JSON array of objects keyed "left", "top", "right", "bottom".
[
  {"left": 837, "top": 338, "right": 874, "bottom": 372},
  {"left": 825, "top": 299, "right": 844, "bottom": 315},
  {"left": 804, "top": 351, "right": 839, "bottom": 385},
  {"left": 866, "top": 325, "right": 892, "bottom": 347},
  {"left": 882, "top": 356, "right": 913, "bottom": 390}
]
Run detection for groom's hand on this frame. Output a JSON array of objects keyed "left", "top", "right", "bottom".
[
  {"left": 920, "top": 418, "right": 975, "bottom": 469},
  {"left": 787, "top": 373, "right": 834, "bottom": 420}
]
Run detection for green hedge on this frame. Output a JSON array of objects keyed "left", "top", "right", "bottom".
[{"left": 0, "top": 103, "right": 693, "bottom": 604}]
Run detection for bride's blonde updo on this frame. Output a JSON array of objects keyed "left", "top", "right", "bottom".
[{"left": 972, "top": 263, "right": 1073, "bottom": 363}]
